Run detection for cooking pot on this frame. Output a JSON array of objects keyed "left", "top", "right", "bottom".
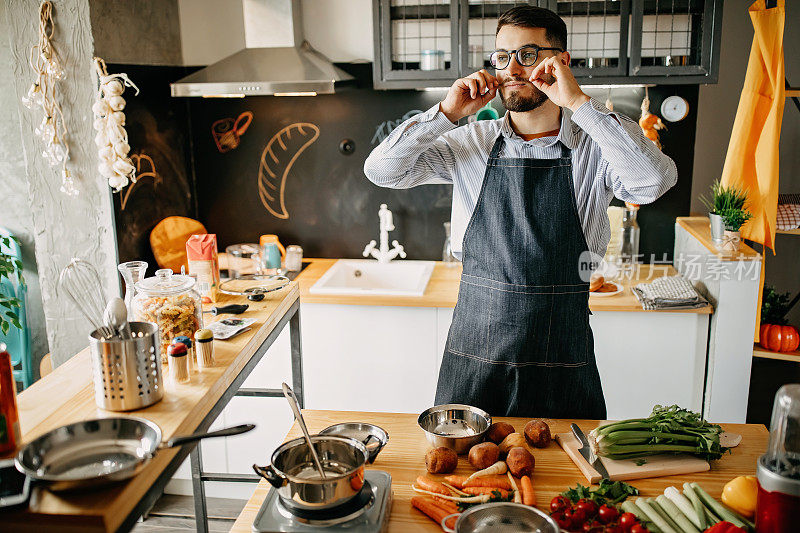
[
  {"left": 442, "top": 502, "right": 560, "bottom": 533},
  {"left": 253, "top": 435, "right": 381, "bottom": 511}
]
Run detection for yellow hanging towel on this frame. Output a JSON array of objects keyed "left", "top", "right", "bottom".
[
  {"left": 720, "top": 0, "right": 785, "bottom": 251},
  {"left": 719, "top": 0, "right": 785, "bottom": 342}
]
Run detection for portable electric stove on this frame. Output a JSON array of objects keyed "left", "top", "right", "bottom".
[{"left": 252, "top": 470, "right": 392, "bottom": 532}]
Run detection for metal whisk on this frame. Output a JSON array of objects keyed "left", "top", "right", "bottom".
[{"left": 58, "top": 258, "right": 116, "bottom": 339}]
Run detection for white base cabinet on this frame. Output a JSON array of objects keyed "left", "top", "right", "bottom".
[{"left": 166, "top": 301, "right": 709, "bottom": 498}]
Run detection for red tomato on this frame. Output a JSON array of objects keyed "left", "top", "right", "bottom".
[
  {"left": 551, "top": 496, "right": 571, "bottom": 513},
  {"left": 618, "top": 512, "right": 638, "bottom": 531},
  {"left": 598, "top": 504, "right": 619, "bottom": 524},
  {"left": 760, "top": 323, "right": 800, "bottom": 353},
  {"left": 603, "top": 526, "right": 623, "bottom": 533},
  {"left": 630, "top": 524, "right": 649, "bottom": 533},
  {"left": 551, "top": 511, "right": 570, "bottom": 529},
  {"left": 583, "top": 521, "right": 604, "bottom": 532},
  {"left": 577, "top": 499, "right": 600, "bottom": 517}
]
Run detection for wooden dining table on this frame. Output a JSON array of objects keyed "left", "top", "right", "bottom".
[
  {"left": 232, "top": 410, "right": 768, "bottom": 532},
  {"left": 0, "top": 282, "right": 302, "bottom": 533}
]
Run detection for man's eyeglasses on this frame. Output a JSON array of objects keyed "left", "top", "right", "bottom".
[{"left": 490, "top": 45, "right": 564, "bottom": 70}]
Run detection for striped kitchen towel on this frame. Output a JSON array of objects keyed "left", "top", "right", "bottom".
[{"left": 632, "top": 275, "right": 708, "bottom": 310}]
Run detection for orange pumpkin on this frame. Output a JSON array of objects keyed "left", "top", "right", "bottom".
[{"left": 760, "top": 324, "right": 800, "bottom": 353}]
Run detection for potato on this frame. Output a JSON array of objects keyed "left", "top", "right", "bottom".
[
  {"left": 506, "top": 446, "right": 535, "bottom": 477},
  {"left": 524, "top": 419, "right": 552, "bottom": 448},
  {"left": 468, "top": 442, "right": 500, "bottom": 470},
  {"left": 486, "top": 422, "right": 515, "bottom": 444},
  {"left": 498, "top": 432, "right": 527, "bottom": 455},
  {"left": 425, "top": 446, "right": 458, "bottom": 474}
]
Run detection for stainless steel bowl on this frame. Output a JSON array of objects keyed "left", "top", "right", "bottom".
[
  {"left": 418, "top": 404, "right": 491, "bottom": 454},
  {"left": 253, "top": 435, "right": 370, "bottom": 511},
  {"left": 318, "top": 422, "right": 388, "bottom": 464},
  {"left": 442, "top": 502, "right": 559, "bottom": 533}
]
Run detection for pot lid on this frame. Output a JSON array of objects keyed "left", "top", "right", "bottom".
[{"left": 135, "top": 268, "right": 195, "bottom": 296}]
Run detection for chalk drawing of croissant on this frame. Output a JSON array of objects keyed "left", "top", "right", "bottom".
[{"left": 258, "top": 123, "right": 320, "bottom": 219}]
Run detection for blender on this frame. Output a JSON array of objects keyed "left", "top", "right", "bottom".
[{"left": 756, "top": 384, "right": 800, "bottom": 531}]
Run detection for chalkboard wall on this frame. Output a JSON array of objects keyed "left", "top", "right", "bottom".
[{"left": 116, "top": 63, "right": 699, "bottom": 266}]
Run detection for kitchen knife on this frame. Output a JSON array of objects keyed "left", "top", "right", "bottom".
[
  {"left": 203, "top": 304, "right": 249, "bottom": 315},
  {"left": 571, "top": 423, "right": 610, "bottom": 480}
]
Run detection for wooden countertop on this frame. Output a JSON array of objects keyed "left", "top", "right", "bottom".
[
  {"left": 295, "top": 259, "right": 712, "bottom": 314},
  {"left": 1, "top": 283, "right": 300, "bottom": 532},
  {"left": 232, "top": 410, "right": 767, "bottom": 532},
  {"left": 676, "top": 216, "right": 761, "bottom": 261}
]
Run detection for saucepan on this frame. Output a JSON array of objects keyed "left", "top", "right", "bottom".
[
  {"left": 15, "top": 417, "right": 254, "bottom": 492},
  {"left": 253, "top": 434, "right": 386, "bottom": 511}
]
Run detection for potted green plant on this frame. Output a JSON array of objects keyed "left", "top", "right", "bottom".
[
  {"left": 717, "top": 207, "right": 752, "bottom": 252},
  {"left": 699, "top": 180, "right": 750, "bottom": 245},
  {"left": 0, "top": 235, "right": 24, "bottom": 335}
]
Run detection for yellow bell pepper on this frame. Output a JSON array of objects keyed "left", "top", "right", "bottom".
[{"left": 721, "top": 475, "right": 758, "bottom": 518}]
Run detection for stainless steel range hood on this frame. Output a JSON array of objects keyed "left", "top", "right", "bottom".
[{"left": 171, "top": 0, "right": 353, "bottom": 97}]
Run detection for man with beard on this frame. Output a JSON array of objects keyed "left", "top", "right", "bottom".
[{"left": 364, "top": 5, "right": 677, "bottom": 418}]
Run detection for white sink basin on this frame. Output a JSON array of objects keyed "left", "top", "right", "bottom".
[{"left": 309, "top": 259, "right": 435, "bottom": 297}]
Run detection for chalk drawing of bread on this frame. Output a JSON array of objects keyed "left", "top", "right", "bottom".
[{"left": 258, "top": 123, "right": 320, "bottom": 219}]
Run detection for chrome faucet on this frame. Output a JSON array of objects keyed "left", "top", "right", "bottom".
[{"left": 363, "top": 204, "right": 407, "bottom": 263}]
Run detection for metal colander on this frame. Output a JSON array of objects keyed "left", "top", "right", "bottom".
[
  {"left": 442, "top": 502, "right": 559, "bottom": 533},
  {"left": 88, "top": 321, "right": 163, "bottom": 411}
]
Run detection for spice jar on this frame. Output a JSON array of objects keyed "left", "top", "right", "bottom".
[
  {"left": 172, "top": 335, "right": 195, "bottom": 373},
  {"left": 167, "top": 342, "right": 190, "bottom": 384},
  {"left": 194, "top": 328, "right": 215, "bottom": 369},
  {"left": 133, "top": 268, "right": 203, "bottom": 367}
]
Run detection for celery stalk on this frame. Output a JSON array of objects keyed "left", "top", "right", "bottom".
[
  {"left": 636, "top": 498, "right": 679, "bottom": 533},
  {"left": 664, "top": 486, "right": 704, "bottom": 530},
  {"left": 657, "top": 494, "right": 701, "bottom": 533}
]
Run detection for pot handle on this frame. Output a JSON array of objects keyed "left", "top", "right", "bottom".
[
  {"left": 165, "top": 424, "right": 255, "bottom": 448},
  {"left": 252, "top": 463, "right": 286, "bottom": 489},
  {"left": 363, "top": 434, "right": 386, "bottom": 464},
  {"left": 441, "top": 512, "right": 459, "bottom": 532}
]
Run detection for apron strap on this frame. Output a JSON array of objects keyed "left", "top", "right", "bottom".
[
  {"left": 559, "top": 141, "right": 571, "bottom": 159},
  {"left": 488, "top": 133, "right": 505, "bottom": 160}
]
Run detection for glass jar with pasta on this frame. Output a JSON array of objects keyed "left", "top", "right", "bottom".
[{"left": 133, "top": 268, "right": 203, "bottom": 367}]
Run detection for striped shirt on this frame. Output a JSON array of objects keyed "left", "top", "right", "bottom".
[{"left": 364, "top": 98, "right": 678, "bottom": 259}]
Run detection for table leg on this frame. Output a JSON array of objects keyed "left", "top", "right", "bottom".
[
  {"left": 290, "top": 306, "right": 304, "bottom": 408},
  {"left": 190, "top": 441, "right": 209, "bottom": 533}
]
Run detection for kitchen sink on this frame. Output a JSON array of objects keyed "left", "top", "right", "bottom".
[{"left": 309, "top": 259, "right": 435, "bottom": 297}]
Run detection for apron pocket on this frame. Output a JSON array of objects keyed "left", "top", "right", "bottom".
[
  {"left": 546, "top": 288, "right": 591, "bottom": 366},
  {"left": 485, "top": 285, "right": 554, "bottom": 366},
  {"left": 445, "top": 281, "right": 492, "bottom": 359}
]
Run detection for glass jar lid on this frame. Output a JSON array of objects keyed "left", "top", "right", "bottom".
[
  {"left": 135, "top": 268, "right": 196, "bottom": 296},
  {"left": 226, "top": 243, "right": 261, "bottom": 258}
]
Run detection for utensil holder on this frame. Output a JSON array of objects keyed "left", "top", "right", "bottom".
[{"left": 89, "top": 321, "right": 164, "bottom": 411}]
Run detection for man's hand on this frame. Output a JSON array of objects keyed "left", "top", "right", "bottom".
[
  {"left": 440, "top": 70, "right": 499, "bottom": 123},
  {"left": 529, "top": 57, "right": 589, "bottom": 112}
]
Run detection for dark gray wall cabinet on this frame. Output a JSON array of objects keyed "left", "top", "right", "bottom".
[{"left": 373, "top": 0, "right": 723, "bottom": 89}]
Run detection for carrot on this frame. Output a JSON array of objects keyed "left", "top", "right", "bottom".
[
  {"left": 411, "top": 496, "right": 455, "bottom": 528},
  {"left": 465, "top": 461, "right": 507, "bottom": 483},
  {"left": 415, "top": 475, "right": 449, "bottom": 496},
  {"left": 443, "top": 474, "right": 469, "bottom": 488},
  {"left": 462, "top": 487, "right": 512, "bottom": 498},
  {"left": 520, "top": 475, "right": 535, "bottom": 506},
  {"left": 431, "top": 497, "right": 459, "bottom": 514}
]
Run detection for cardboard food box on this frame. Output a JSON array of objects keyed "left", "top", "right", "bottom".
[{"left": 186, "top": 234, "right": 220, "bottom": 303}]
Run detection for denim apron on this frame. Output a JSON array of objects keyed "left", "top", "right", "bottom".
[{"left": 434, "top": 133, "right": 607, "bottom": 419}]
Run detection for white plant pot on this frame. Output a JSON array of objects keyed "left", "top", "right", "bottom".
[
  {"left": 720, "top": 230, "right": 741, "bottom": 253},
  {"left": 709, "top": 213, "right": 725, "bottom": 244}
]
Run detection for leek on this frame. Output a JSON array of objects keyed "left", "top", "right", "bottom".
[{"left": 589, "top": 405, "right": 728, "bottom": 461}]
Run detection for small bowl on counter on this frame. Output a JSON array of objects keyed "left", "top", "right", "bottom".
[
  {"left": 318, "top": 422, "right": 389, "bottom": 463},
  {"left": 441, "top": 502, "right": 559, "bottom": 533},
  {"left": 418, "top": 404, "right": 491, "bottom": 454}
]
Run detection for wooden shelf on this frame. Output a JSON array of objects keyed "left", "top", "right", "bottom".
[
  {"left": 753, "top": 343, "right": 800, "bottom": 362},
  {"left": 787, "top": 88, "right": 799, "bottom": 98},
  {"left": 776, "top": 228, "right": 800, "bottom": 235}
]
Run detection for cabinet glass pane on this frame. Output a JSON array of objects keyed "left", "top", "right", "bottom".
[
  {"left": 465, "top": 1, "right": 551, "bottom": 72},
  {"left": 638, "top": 0, "right": 704, "bottom": 67},
  {"left": 558, "top": 0, "right": 625, "bottom": 70},
  {"left": 390, "top": 0, "right": 453, "bottom": 71}
]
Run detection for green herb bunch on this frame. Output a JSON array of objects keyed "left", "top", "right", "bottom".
[
  {"left": 761, "top": 286, "right": 792, "bottom": 325},
  {"left": 719, "top": 208, "right": 752, "bottom": 231},
  {"left": 0, "top": 235, "right": 24, "bottom": 335},
  {"left": 589, "top": 405, "right": 729, "bottom": 461},
  {"left": 562, "top": 480, "right": 639, "bottom": 505}
]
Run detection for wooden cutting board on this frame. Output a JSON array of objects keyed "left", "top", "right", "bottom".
[{"left": 555, "top": 432, "right": 710, "bottom": 484}]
